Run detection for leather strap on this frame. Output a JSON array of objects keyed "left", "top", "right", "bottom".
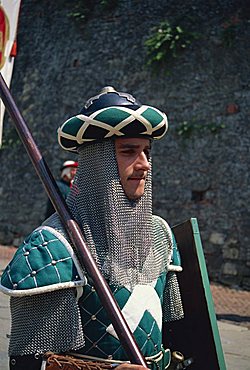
[{"left": 9, "top": 354, "right": 42, "bottom": 370}]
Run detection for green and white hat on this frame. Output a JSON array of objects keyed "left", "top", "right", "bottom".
[{"left": 58, "top": 86, "right": 168, "bottom": 152}]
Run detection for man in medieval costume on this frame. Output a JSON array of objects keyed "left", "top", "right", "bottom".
[
  {"left": 0, "top": 87, "right": 184, "bottom": 370},
  {"left": 45, "top": 160, "right": 78, "bottom": 218}
]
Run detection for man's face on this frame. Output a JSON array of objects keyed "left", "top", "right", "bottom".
[
  {"left": 62, "top": 167, "right": 77, "bottom": 183},
  {"left": 115, "top": 137, "right": 151, "bottom": 200},
  {"left": 69, "top": 167, "right": 77, "bottom": 180}
]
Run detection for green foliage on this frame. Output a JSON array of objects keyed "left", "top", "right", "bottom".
[
  {"left": 67, "top": 0, "right": 118, "bottom": 23},
  {"left": 145, "top": 20, "right": 198, "bottom": 72},
  {"left": 176, "top": 120, "right": 225, "bottom": 138},
  {"left": 67, "top": 1, "right": 95, "bottom": 22}
]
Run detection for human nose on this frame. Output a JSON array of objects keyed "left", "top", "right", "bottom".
[{"left": 135, "top": 152, "right": 151, "bottom": 171}]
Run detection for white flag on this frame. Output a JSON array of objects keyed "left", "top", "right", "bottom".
[{"left": 0, "top": 0, "right": 21, "bottom": 146}]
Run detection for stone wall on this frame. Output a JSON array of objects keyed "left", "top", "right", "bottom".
[{"left": 0, "top": 0, "right": 249, "bottom": 288}]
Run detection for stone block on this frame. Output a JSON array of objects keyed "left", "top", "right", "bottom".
[
  {"left": 223, "top": 247, "right": 239, "bottom": 259},
  {"left": 242, "top": 277, "right": 250, "bottom": 289},
  {"left": 0, "top": 231, "right": 14, "bottom": 245},
  {"left": 209, "top": 232, "right": 225, "bottom": 245},
  {"left": 222, "top": 262, "right": 238, "bottom": 276},
  {"left": 13, "top": 237, "right": 24, "bottom": 247},
  {"left": 226, "top": 102, "right": 240, "bottom": 114}
]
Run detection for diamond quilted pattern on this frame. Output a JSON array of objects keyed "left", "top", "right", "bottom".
[
  {"left": 141, "top": 107, "right": 163, "bottom": 126},
  {"left": 62, "top": 117, "right": 84, "bottom": 136},
  {"left": 0, "top": 227, "right": 83, "bottom": 291},
  {"left": 94, "top": 108, "right": 131, "bottom": 126},
  {"left": 77, "top": 275, "right": 166, "bottom": 359},
  {"left": 58, "top": 105, "right": 168, "bottom": 152}
]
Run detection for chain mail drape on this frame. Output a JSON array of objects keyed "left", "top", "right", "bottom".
[
  {"left": 63, "top": 139, "right": 168, "bottom": 289},
  {"left": 9, "top": 289, "right": 84, "bottom": 356}
]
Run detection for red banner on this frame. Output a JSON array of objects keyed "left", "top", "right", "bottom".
[{"left": 0, "top": 0, "right": 21, "bottom": 146}]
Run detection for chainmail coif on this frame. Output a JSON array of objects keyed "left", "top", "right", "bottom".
[{"left": 65, "top": 139, "right": 167, "bottom": 289}]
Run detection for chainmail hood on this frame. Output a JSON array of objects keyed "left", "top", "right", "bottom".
[{"left": 65, "top": 139, "right": 168, "bottom": 288}]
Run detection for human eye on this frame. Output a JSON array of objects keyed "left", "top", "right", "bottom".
[
  {"left": 144, "top": 148, "right": 151, "bottom": 159},
  {"left": 121, "top": 148, "right": 136, "bottom": 156},
  {"left": 118, "top": 144, "right": 137, "bottom": 155}
]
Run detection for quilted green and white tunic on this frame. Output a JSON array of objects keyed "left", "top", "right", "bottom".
[{"left": 0, "top": 215, "right": 183, "bottom": 366}]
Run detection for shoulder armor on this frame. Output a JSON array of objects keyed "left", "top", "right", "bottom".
[
  {"left": 153, "top": 215, "right": 182, "bottom": 272},
  {"left": 0, "top": 226, "right": 86, "bottom": 296}
]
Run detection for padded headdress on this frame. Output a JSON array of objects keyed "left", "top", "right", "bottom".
[{"left": 58, "top": 86, "right": 168, "bottom": 152}]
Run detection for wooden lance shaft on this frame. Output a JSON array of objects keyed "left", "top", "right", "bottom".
[{"left": 0, "top": 72, "right": 147, "bottom": 367}]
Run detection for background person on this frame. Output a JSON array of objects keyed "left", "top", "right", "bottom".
[{"left": 45, "top": 160, "right": 78, "bottom": 218}]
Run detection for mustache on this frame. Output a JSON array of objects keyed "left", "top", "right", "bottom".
[{"left": 128, "top": 174, "right": 146, "bottom": 180}]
